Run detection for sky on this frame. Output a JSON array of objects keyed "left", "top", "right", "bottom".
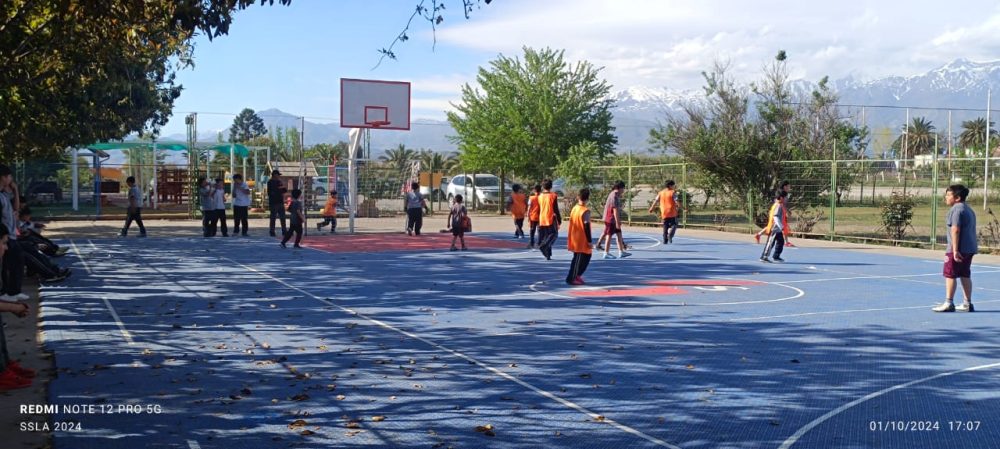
[{"left": 160, "top": 0, "right": 1000, "bottom": 137}]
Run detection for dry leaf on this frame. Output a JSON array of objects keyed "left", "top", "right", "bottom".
[
  {"left": 288, "top": 419, "right": 307, "bottom": 429},
  {"left": 371, "top": 415, "right": 386, "bottom": 422},
  {"left": 291, "top": 394, "right": 310, "bottom": 401},
  {"left": 336, "top": 394, "right": 346, "bottom": 400}
]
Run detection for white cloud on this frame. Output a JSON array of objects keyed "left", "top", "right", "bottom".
[{"left": 434, "top": 0, "right": 1000, "bottom": 90}]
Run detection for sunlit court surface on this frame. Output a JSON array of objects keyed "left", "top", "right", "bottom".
[{"left": 42, "top": 228, "right": 1000, "bottom": 449}]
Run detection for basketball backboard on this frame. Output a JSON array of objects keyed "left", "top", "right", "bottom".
[{"left": 340, "top": 78, "right": 411, "bottom": 130}]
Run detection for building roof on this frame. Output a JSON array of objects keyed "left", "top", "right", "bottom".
[{"left": 267, "top": 161, "right": 319, "bottom": 177}]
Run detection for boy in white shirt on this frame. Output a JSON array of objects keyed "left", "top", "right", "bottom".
[{"left": 231, "top": 174, "right": 251, "bottom": 237}]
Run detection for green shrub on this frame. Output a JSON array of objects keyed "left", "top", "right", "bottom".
[{"left": 879, "top": 192, "right": 915, "bottom": 241}]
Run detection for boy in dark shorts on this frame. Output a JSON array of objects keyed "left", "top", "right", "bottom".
[
  {"left": 447, "top": 194, "right": 468, "bottom": 251},
  {"left": 759, "top": 191, "right": 787, "bottom": 263},
  {"left": 566, "top": 189, "right": 593, "bottom": 285},
  {"left": 599, "top": 180, "right": 630, "bottom": 259},
  {"left": 280, "top": 189, "right": 305, "bottom": 248},
  {"left": 933, "top": 184, "right": 977, "bottom": 312}
]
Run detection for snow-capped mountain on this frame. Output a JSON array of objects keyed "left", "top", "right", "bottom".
[{"left": 155, "top": 59, "right": 1000, "bottom": 156}]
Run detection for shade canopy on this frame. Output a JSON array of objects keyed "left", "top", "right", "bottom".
[{"left": 84, "top": 142, "right": 252, "bottom": 157}]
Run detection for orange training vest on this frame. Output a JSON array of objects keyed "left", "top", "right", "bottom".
[
  {"left": 528, "top": 193, "right": 540, "bottom": 222},
  {"left": 510, "top": 192, "right": 527, "bottom": 219},
  {"left": 567, "top": 204, "right": 591, "bottom": 254},
  {"left": 323, "top": 197, "right": 338, "bottom": 217},
  {"left": 659, "top": 188, "right": 678, "bottom": 219},
  {"left": 538, "top": 192, "right": 558, "bottom": 226}
]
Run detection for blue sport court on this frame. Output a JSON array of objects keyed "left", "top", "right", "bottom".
[{"left": 39, "top": 230, "right": 1000, "bottom": 448}]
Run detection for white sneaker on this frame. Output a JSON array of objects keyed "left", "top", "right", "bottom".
[
  {"left": 14, "top": 293, "right": 29, "bottom": 301},
  {"left": 619, "top": 251, "right": 632, "bottom": 259},
  {"left": 0, "top": 294, "right": 15, "bottom": 301},
  {"left": 602, "top": 253, "right": 616, "bottom": 260}
]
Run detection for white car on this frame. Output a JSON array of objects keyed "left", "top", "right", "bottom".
[{"left": 445, "top": 174, "right": 511, "bottom": 205}]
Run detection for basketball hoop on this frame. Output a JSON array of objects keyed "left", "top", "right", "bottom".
[{"left": 369, "top": 120, "right": 391, "bottom": 128}]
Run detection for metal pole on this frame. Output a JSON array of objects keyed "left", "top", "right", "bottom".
[
  {"left": 931, "top": 134, "right": 938, "bottom": 248},
  {"left": 985, "top": 89, "right": 992, "bottom": 210},
  {"left": 627, "top": 148, "right": 633, "bottom": 226},
  {"left": 830, "top": 141, "right": 837, "bottom": 239},
  {"left": 681, "top": 163, "right": 688, "bottom": 227},
  {"left": 152, "top": 142, "right": 159, "bottom": 210},
  {"left": 300, "top": 116, "right": 307, "bottom": 235},
  {"left": 71, "top": 148, "right": 79, "bottom": 211}
]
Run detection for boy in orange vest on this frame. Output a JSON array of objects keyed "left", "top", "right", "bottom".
[
  {"left": 760, "top": 191, "right": 787, "bottom": 263},
  {"left": 648, "top": 180, "right": 680, "bottom": 244},
  {"left": 316, "top": 191, "right": 338, "bottom": 234},
  {"left": 755, "top": 181, "right": 793, "bottom": 246},
  {"left": 526, "top": 184, "right": 541, "bottom": 248},
  {"left": 506, "top": 184, "right": 528, "bottom": 239},
  {"left": 537, "top": 179, "right": 561, "bottom": 260},
  {"left": 566, "top": 188, "right": 593, "bottom": 285}
]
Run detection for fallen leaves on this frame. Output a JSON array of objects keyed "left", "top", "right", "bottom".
[
  {"left": 371, "top": 415, "right": 386, "bottom": 422},
  {"left": 474, "top": 424, "right": 496, "bottom": 437}
]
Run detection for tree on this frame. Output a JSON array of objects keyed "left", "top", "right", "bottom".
[
  {"left": 379, "top": 144, "right": 418, "bottom": 173},
  {"left": 306, "top": 142, "right": 348, "bottom": 165},
  {"left": 0, "top": 1, "right": 292, "bottom": 159},
  {"left": 230, "top": 109, "right": 268, "bottom": 143},
  {"left": 376, "top": 0, "right": 493, "bottom": 67},
  {"left": 555, "top": 141, "right": 606, "bottom": 190},
  {"left": 448, "top": 47, "right": 617, "bottom": 182},
  {"left": 651, "top": 53, "right": 867, "bottom": 225},
  {"left": 892, "top": 117, "right": 936, "bottom": 158},
  {"left": 958, "top": 118, "right": 997, "bottom": 156}
]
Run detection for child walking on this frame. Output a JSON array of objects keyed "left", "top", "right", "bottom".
[
  {"left": 316, "top": 191, "right": 338, "bottom": 234},
  {"left": 760, "top": 191, "right": 787, "bottom": 263},
  {"left": 526, "top": 184, "right": 541, "bottom": 249},
  {"left": 506, "top": 184, "right": 528, "bottom": 239},
  {"left": 566, "top": 188, "right": 594, "bottom": 285},
  {"left": 280, "top": 189, "right": 305, "bottom": 248},
  {"left": 119, "top": 176, "right": 147, "bottom": 237},
  {"left": 648, "top": 180, "right": 680, "bottom": 244},
  {"left": 447, "top": 194, "right": 468, "bottom": 251}
]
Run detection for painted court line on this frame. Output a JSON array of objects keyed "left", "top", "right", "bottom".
[
  {"left": 187, "top": 440, "right": 202, "bottom": 449},
  {"left": 223, "top": 257, "right": 682, "bottom": 449},
  {"left": 778, "top": 269, "right": 1000, "bottom": 284},
  {"left": 69, "top": 240, "right": 93, "bottom": 274},
  {"left": 779, "top": 361, "right": 1000, "bottom": 449},
  {"left": 730, "top": 299, "right": 1000, "bottom": 321},
  {"left": 529, "top": 278, "right": 805, "bottom": 306},
  {"left": 70, "top": 240, "right": 135, "bottom": 345}
]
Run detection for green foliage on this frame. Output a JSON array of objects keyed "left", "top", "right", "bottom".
[
  {"left": 0, "top": 1, "right": 291, "bottom": 159},
  {"left": 649, "top": 53, "right": 868, "bottom": 225},
  {"left": 979, "top": 208, "right": 1000, "bottom": 253},
  {"left": 230, "top": 109, "right": 268, "bottom": 143},
  {"left": 306, "top": 142, "right": 348, "bottom": 165},
  {"left": 555, "top": 141, "right": 604, "bottom": 189},
  {"left": 958, "top": 118, "right": 997, "bottom": 154},
  {"left": 879, "top": 192, "right": 915, "bottom": 241},
  {"left": 448, "top": 47, "right": 617, "bottom": 181}
]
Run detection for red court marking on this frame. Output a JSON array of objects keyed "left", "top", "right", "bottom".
[
  {"left": 569, "top": 279, "right": 764, "bottom": 297},
  {"left": 646, "top": 280, "right": 764, "bottom": 286},
  {"left": 570, "top": 286, "right": 687, "bottom": 297},
  {"left": 301, "top": 233, "right": 526, "bottom": 253}
]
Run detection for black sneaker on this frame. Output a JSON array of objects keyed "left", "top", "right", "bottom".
[
  {"left": 957, "top": 303, "right": 975, "bottom": 312},
  {"left": 772, "top": 257, "right": 785, "bottom": 263},
  {"left": 279, "top": 242, "right": 286, "bottom": 248},
  {"left": 760, "top": 257, "right": 772, "bottom": 263}
]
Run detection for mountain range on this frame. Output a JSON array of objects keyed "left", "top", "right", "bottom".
[{"left": 164, "top": 58, "right": 1000, "bottom": 158}]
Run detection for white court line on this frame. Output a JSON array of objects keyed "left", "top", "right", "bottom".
[
  {"left": 779, "top": 361, "right": 1000, "bottom": 449},
  {"left": 777, "top": 269, "right": 1000, "bottom": 284},
  {"left": 921, "top": 260, "right": 1000, "bottom": 269},
  {"left": 71, "top": 240, "right": 134, "bottom": 345},
  {"left": 223, "top": 257, "right": 681, "bottom": 449},
  {"left": 69, "top": 240, "right": 93, "bottom": 274},
  {"left": 529, "top": 278, "right": 805, "bottom": 306},
  {"left": 101, "top": 297, "right": 134, "bottom": 345},
  {"left": 729, "top": 299, "right": 1000, "bottom": 322},
  {"left": 187, "top": 440, "right": 202, "bottom": 449}
]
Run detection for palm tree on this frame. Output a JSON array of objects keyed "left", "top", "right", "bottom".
[
  {"left": 378, "top": 144, "right": 417, "bottom": 172},
  {"left": 958, "top": 118, "right": 998, "bottom": 156},
  {"left": 906, "top": 117, "right": 936, "bottom": 156}
]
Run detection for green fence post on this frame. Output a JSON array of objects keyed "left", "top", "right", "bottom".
[
  {"left": 627, "top": 150, "right": 633, "bottom": 227},
  {"left": 681, "top": 163, "right": 688, "bottom": 227},
  {"left": 830, "top": 144, "right": 837, "bottom": 240}
]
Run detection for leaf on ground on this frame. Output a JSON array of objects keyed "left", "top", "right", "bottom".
[
  {"left": 474, "top": 424, "right": 495, "bottom": 436},
  {"left": 290, "top": 394, "right": 310, "bottom": 401},
  {"left": 336, "top": 394, "right": 346, "bottom": 400},
  {"left": 594, "top": 415, "right": 606, "bottom": 422},
  {"left": 345, "top": 420, "right": 362, "bottom": 429},
  {"left": 686, "top": 364, "right": 695, "bottom": 369},
  {"left": 300, "top": 429, "right": 316, "bottom": 436},
  {"left": 288, "top": 419, "right": 307, "bottom": 429},
  {"left": 371, "top": 415, "right": 386, "bottom": 422}
]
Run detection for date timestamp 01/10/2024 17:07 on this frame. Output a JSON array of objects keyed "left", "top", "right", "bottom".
[{"left": 869, "top": 421, "right": 982, "bottom": 432}]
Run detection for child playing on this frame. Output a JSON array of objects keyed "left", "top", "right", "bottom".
[
  {"left": 447, "top": 194, "right": 468, "bottom": 251},
  {"left": 648, "top": 180, "right": 680, "bottom": 244},
  {"left": 756, "top": 181, "right": 793, "bottom": 246},
  {"left": 506, "top": 184, "right": 528, "bottom": 239},
  {"left": 280, "top": 189, "right": 305, "bottom": 248},
  {"left": 526, "top": 184, "right": 541, "bottom": 249},
  {"left": 316, "top": 191, "right": 338, "bottom": 234},
  {"left": 566, "top": 188, "right": 593, "bottom": 285},
  {"left": 598, "top": 180, "right": 630, "bottom": 259},
  {"left": 760, "top": 191, "right": 787, "bottom": 263},
  {"left": 119, "top": 176, "right": 147, "bottom": 237}
]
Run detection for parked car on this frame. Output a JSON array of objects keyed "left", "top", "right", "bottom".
[
  {"left": 312, "top": 176, "right": 350, "bottom": 213},
  {"left": 445, "top": 174, "right": 511, "bottom": 205}
]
